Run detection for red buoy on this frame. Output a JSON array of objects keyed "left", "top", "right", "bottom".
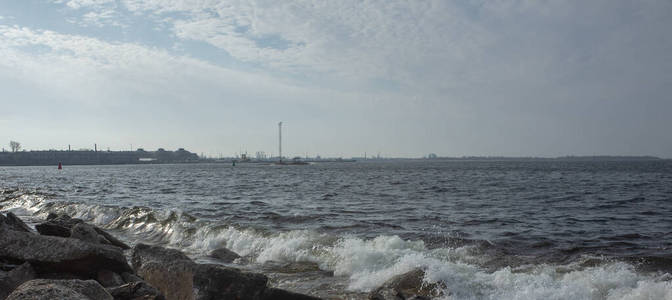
[{"left": 58, "top": 162, "right": 62, "bottom": 170}]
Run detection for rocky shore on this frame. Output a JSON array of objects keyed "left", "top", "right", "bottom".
[
  {"left": 0, "top": 212, "right": 322, "bottom": 300},
  {"left": 1, "top": 211, "right": 440, "bottom": 300}
]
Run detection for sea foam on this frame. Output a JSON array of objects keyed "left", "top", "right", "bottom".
[{"left": 2, "top": 191, "right": 671, "bottom": 300}]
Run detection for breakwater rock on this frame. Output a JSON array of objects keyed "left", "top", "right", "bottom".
[{"left": 0, "top": 212, "right": 322, "bottom": 300}]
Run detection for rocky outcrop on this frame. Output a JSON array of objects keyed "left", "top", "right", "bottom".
[
  {"left": 0, "top": 227, "right": 132, "bottom": 277},
  {"left": 36, "top": 214, "right": 130, "bottom": 250},
  {"left": 0, "top": 262, "right": 36, "bottom": 299},
  {"left": 369, "top": 269, "right": 445, "bottom": 300},
  {"left": 207, "top": 247, "right": 241, "bottom": 263},
  {"left": 132, "top": 243, "right": 321, "bottom": 300},
  {"left": 5, "top": 279, "right": 113, "bottom": 300}
]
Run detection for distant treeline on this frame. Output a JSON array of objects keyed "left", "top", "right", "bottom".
[{"left": 0, "top": 148, "right": 199, "bottom": 166}]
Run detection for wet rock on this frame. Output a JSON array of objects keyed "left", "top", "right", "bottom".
[
  {"left": 132, "top": 244, "right": 319, "bottom": 300},
  {"left": 192, "top": 263, "right": 268, "bottom": 300},
  {"left": 6, "top": 279, "right": 113, "bottom": 300},
  {"left": 106, "top": 281, "right": 166, "bottom": 300},
  {"left": 71, "top": 223, "right": 104, "bottom": 244},
  {"left": 369, "top": 269, "right": 444, "bottom": 300},
  {"left": 261, "top": 287, "right": 322, "bottom": 300},
  {"left": 97, "top": 269, "right": 125, "bottom": 287},
  {"left": 0, "top": 227, "right": 132, "bottom": 278},
  {"left": 35, "top": 214, "right": 82, "bottom": 237},
  {"left": 0, "top": 262, "right": 36, "bottom": 300},
  {"left": 37, "top": 214, "right": 130, "bottom": 250},
  {"left": 207, "top": 247, "right": 241, "bottom": 263},
  {"left": 1, "top": 212, "right": 33, "bottom": 233},
  {"left": 94, "top": 227, "right": 131, "bottom": 250}
]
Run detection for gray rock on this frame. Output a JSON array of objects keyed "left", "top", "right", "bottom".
[
  {"left": 94, "top": 227, "right": 130, "bottom": 250},
  {"left": 0, "top": 262, "right": 36, "bottom": 300},
  {"left": 261, "top": 287, "right": 322, "bottom": 300},
  {"left": 120, "top": 272, "right": 143, "bottom": 283},
  {"left": 1, "top": 212, "right": 33, "bottom": 233},
  {"left": 71, "top": 223, "right": 104, "bottom": 244},
  {"left": 0, "top": 227, "right": 132, "bottom": 278},
  {"left": 97, "top": 269, "right": 125, "bottom": 287},
  {"left": 106, "top": 281, "right": 166, "bottom": 300},
  {"left": 369, "top": 269, "right": 444, "bottom": 300},
  {"left": 207, "top": 247, "right": 241, "bottom": 263},
  {"left": 6, "top": 279, "right": 113, "bottom": 300},
  {"left": 35, "top": 214, "right": 82, "bottom": 237},
  {"left": 132, "top": 244, "right": 319, "bottom": 300},
  {"left": 36, "top": 214, "right": 130, "bottom": 250}
]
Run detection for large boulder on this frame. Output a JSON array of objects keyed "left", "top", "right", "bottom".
[
  {"left": 0, "top": 262, "right": 36, "bottom": 299},
  {"left": 369, "top": 269, "right": 445, "bottom": 300},
  {"left": 36, "top": 214, "right": 129, "bottom": 250},
  {"left": 5, "top": 279, "right": 113, "bottom": 300},
  {"left": 132, "top": 244, "right": 319, "bottom": 300},
  {"left": 0, "top": 212, "right": 33, "bottom": 233},
  {"left": 0, "top": 227, "right": 132, "bottom": 278}
]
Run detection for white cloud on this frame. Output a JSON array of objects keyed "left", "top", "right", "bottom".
[
  {"left": 2, "top": 1, "right": 672, "bottom": 157},
  {"left": 63, "top": 0, "right": 116, "bottom": 10}
]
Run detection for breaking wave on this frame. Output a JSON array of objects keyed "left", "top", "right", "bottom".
[{"left": 2, "top": 189, "right": 671, "bottom": 299}]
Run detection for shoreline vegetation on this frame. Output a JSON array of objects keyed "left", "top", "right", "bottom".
[{"left": 0, "top": 211, "right": 438, "bottom": 300}]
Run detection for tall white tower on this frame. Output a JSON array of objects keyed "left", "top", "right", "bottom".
[{"left": 278, "top": 122, "right": 282, "bottom": 163}]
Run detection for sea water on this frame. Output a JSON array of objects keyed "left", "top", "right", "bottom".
[{"left": 1, "top": 160, "right": 671, "bottom": 299}]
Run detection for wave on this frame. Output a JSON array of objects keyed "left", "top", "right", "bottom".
[{"left": 2, "top": 189, "right": 671, "bottom": 299}]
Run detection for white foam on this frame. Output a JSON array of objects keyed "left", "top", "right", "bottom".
[{"left": 3, "top": 195, "right": 671, "bottom": 299}]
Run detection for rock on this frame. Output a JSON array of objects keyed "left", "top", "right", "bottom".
[
  {"left": 132, "top": 244, "right": 318, "bottom": 300},
  {"left": 36, "top": 214, "right": 130, "bottom": 250},
  {"left": 261, "top": 287, "right": 322, "bottom": 300},
  {"left": 120, "top": 272, "right": 143, "bottom": 283},
  {"left": 207, "top": 247, "right": 241, "bottom": 263},
  {"left": 369, "top": 269, "right": 444, "bottom": 300},
  {"left": 46, "top": 212, "right": 59, "bottom": 221},
  {"left": 0, "top": 262, "right": 36, "bottom": 300},
  {"left": 136, "top": 260, "right": 195, "bottom": 300},
  {"left": 1, "top": 212, "right": 33, "bottom": 232},
  {"left": 97, "top": 269, "right": 125, "bottom": 287},
  {"left": 6, "top": 279, "right": 113, "bottom": 300},
  {"left": 71, "top": 223, "right": 104, "bottom": 244},
  {"left": 94, "top": 227, "right": 131, "bottom": 250},
  {"left": 0, "top": 227, "right": 132, "bottom": 278},
  {"left": 106, "top": 281, "right": 166, "bottom": 300},
  {"left": 35, "top": 214, "right": 82, "bottom": 237},
  {"left": 192, "top": 263, "right": 268, "bottom": 300}
]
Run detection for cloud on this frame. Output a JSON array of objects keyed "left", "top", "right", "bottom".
[{"left": 2, "top": 1, "right": 672, "bottom": 157}]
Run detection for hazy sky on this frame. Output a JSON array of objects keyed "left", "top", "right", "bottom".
[{"left": 1, "top": 1, "right": 671, "bottom": 158}]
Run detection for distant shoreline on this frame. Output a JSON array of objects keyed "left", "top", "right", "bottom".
[{"left": 0, "top": 151, "right": 665, "bottom": 167}]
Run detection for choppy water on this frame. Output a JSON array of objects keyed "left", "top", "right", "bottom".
[{"left": 2, "top": 160, "right": 672, "bottom": 299}]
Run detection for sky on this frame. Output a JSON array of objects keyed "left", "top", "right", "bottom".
[{"left": 1, "top": 1, "right": 671, "bottom": 158}]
